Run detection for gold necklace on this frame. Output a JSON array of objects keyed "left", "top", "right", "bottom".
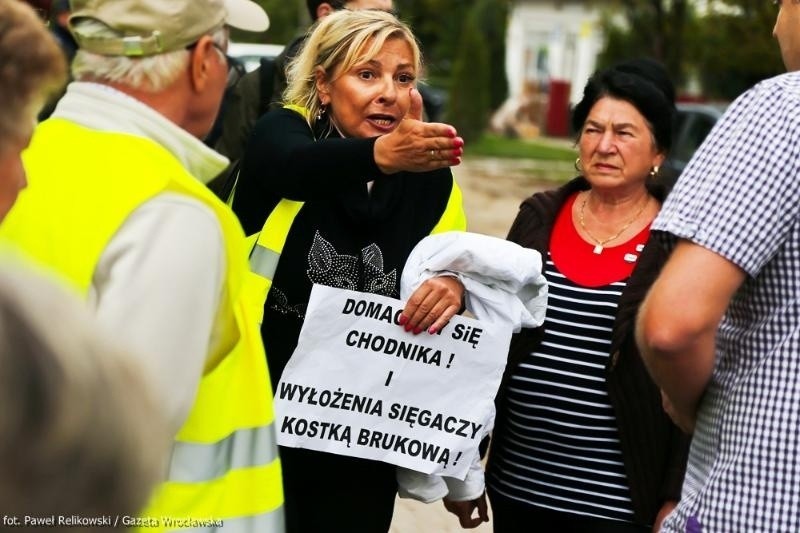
[{"left": 578, "top": 190, "right": 650, "bottom": 254}]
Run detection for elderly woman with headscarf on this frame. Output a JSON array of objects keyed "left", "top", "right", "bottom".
[{"left": 480, "top": 59, "right": 690, "bottom": 533}]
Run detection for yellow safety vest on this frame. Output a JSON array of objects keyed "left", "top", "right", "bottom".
[
  {"left": 0, "top": 119, "right": 284, "bottom": 532},
  {"left": 247, "top": 105, "right": 468, "bottom": 312}
]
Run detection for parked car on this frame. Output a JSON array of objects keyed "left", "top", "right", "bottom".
[
  {"left": 227, "top": 42, "right": 284, "bottom": 72},
  {"left": 661, "top": 102, "right": 728, "bottom": 190}
]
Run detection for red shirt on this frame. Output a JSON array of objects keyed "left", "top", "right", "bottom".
[{"left": 550, "top": 192, "right": 651, "bottom": 287}]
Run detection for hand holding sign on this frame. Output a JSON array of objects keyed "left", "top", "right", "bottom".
[{"left": 400, "top": 275, "right": 464, "bottom": 335}]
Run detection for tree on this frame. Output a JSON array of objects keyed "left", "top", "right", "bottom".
[
  {"left": 692, "top": 1, "right": 782, "bottom": 99},
  {"left": 473, "top": 0, "right": 510, "bottom": 110},
  {"left": 598, "top": 0, "right": 783, "bottom": 100},
  {"left": 396, "top": 0, "right": 466, "bottom": 87},
  {"left": 445, "top": 2, "right": 491, "bottom": 142},
  {"left": 597, "top": 0, "right": 695, "bottom": 88},
  {"left": 398, "top": 0, "right": 508, "bottom": 105}
]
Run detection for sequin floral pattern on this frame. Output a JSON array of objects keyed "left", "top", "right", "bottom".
[{"left": 269, "top": 231, "right": 397, "bottom": 319}]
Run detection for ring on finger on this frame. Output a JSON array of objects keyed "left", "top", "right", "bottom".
[{"left": 429, "top": 149, "right": 436, "bottom": 160}]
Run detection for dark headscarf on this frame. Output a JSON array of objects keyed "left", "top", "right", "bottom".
[{"left": 571, "top": 57, "right": 676, "bottom": 152}]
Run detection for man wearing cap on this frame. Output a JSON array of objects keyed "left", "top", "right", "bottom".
[{"left": 0, "top": 1, "right": 284, "bottom": 531}]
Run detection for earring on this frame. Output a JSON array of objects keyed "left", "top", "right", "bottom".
[
  {"left": 316, "top": 104, "right": 327, "bottom": 122},
  {"left": 649, "top": 165, "right": 660, "bottom": 178},
  {"left": 574, "top": 157, "right": 583, "bottom": 173}
]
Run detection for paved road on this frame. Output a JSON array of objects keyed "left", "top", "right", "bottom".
[{"left": 455, "top": 156, "right": 574, "bottom": 238}]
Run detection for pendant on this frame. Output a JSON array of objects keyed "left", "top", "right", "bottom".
[{"left": 593, "top": 244, "right": 603, "bottom": 254}]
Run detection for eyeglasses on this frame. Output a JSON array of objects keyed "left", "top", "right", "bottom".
[
  {"left": 211, "top": 42, "right": 228, "bottom": 64},
  {"left": 186, "top": 40, "right": 228, "bottom": 66}
]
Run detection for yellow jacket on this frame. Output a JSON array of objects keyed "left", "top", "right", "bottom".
[{"left": 1, "top": 118, "right": 283, "bottom": 532}]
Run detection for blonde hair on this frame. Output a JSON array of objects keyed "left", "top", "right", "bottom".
[
  {"left": 284, "top": 9, "right": 421, "bottom": 127},
  {"left": 71, "top": 21, "right": 228, "bottom": 92},
  {"left": 0, "top": 264, "right": 168, "bottom": 526},
  {"left": 0, "top": 1, "right": 66, "bottom": 141}
]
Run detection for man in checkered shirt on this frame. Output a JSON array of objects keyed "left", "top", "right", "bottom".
[{"left": 636, "top": 5, "right": 800, "bottom": 532}]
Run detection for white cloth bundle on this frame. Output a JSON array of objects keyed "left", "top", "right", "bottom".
[{"left": 396, "top": 231, "right": 548, "bottom": 502}]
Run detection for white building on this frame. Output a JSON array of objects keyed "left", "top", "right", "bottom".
[
  {"left": 492, "top": 0, "right": 608, "bottom": 136},
  {"left": 506, "top": 0, "right": 606, "bottom": 105}
]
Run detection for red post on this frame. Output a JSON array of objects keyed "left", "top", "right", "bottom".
[{"left": 546, "top": 79, "right": 571, "bottom": 137}]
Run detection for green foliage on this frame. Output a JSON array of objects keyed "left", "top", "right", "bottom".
[
  {"left": 469, "top": 134, "right": 576, "bottom": 161},
  {"left": 445, "top": 2, "right": 491, "bottom": 142},
  {"left": 396, "top": 0, "right": 509, "bottom": 108},
  {"left": 396, "top": 0, "right": 464, "bottom": 85},
  {"left": 598, "top": 0, "right": 783, "bottom": 101},
  {"left": 693, "top": 9, "right": 782, "bottom": 100},
  {"left": 473, "top": 0, "right": 510, "bottom": 110},
  {"left": 597, "top": 0, "right": 697, "bottom": 87}
]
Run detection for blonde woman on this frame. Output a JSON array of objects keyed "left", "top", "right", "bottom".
[{"left": 233, "top": 10, "right": 467, "bottom": 532}]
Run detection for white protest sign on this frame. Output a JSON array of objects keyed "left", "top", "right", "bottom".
[{"left": 274, "top": 284, "right": 512, "bottom": 480}]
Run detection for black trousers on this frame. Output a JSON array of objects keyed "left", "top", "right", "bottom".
[
  {"left": 487, "top": 486, "right": 649, "bottom": 533},
  {"left": 280, "top": 446, "right": 397, "bottom": 533}
]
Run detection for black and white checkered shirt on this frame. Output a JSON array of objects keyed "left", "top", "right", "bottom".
[{"left": 653, "top": 71, "right": 800, "bottom": 532}]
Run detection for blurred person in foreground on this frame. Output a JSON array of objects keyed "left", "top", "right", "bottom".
[
  {"left": 0, "top": 0, "right": 285, "bottom": 530},
  {"left": 49, "top": 0, "right": 78, "bottom": 65},
  {"left": 0, "top": 264, "right": 168, "bottom": 530},
  {"left": 637, "top": 3, "right": 800, "bottom": 532},
  {"left": 0, "top": 6, "right": 164, "bottom": 521},
  {"left": 0, "top": 0, "right": 65, "bottom": 221},
  {"left": 480, "top": 59, "right": 689, "bottom": 532},
  {"left": 35, "top": 0, "right": 78, "bottom": 120},
  {"left": 233, "top": 9, "right": 467, "bottom": 532}
]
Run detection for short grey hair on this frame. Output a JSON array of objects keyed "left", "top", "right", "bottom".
[{"left": 71, "top": 20, "right": 227, "bottom": 92}]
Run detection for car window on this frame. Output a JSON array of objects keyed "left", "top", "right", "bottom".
[
  {"left": 672, "top": 113, "right": 714, "bottom": 165},
  {"left": 661, "top": 104, "right": 727, "bottom": 191},
  {"left": 227, "top": 43, "right": 284, "bottom": 72},
  {"left": 682, "top": 116, "right": 715, "bottom": 160}
]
